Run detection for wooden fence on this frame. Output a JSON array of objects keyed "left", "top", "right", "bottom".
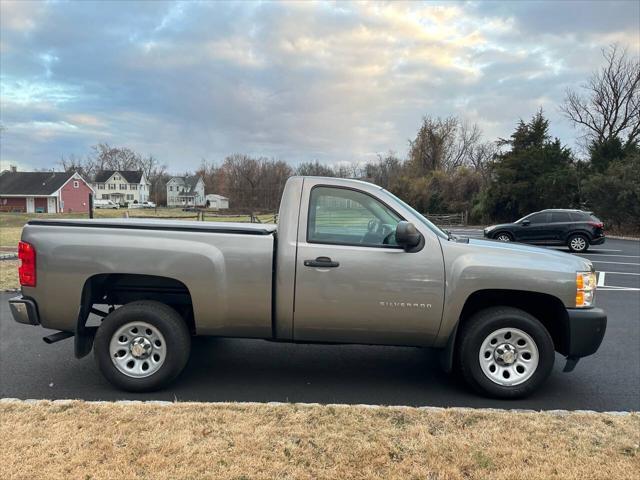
[
  {"left": 123, "top": 211, "right": 278, "bottom": 223},
  {"left": 424, "top": 212, "right": 467, "bottom": 226}
]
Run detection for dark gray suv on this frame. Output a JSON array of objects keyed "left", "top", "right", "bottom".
[{"left": 483, "top": 209, "right": 605, "bottom": 252}]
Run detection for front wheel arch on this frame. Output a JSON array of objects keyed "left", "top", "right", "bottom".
[
  {"left": 453, "top": 289, "right": 570, "bottom": 355},
  {"left": 494, "top": 231, "right": 513, "bottom": 242}
]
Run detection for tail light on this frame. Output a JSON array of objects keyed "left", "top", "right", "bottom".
[
  {"left": 18, "top": 241, "right": 36, "bottom": 287},
  {"left": 588, "top": 221, "right": 604, "bottom": 229}
]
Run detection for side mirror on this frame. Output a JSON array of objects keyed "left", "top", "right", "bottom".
[
  {"left": 395, "top": 221, "right": 422, "bottom": 250},
  {"left": 522, "top": 220, "right": 531, "bottom": 226}
]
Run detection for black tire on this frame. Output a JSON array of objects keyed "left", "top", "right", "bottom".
[
  {"left": 455, "top": 307, "right": 555, "bottom": 399},
  {"left": 94, "top": 300, "right": 191, "bottom": 392},
  {"left": 567, "top": 233, "right": 589, "bottom": 252},
  {"left": 494, "top": 232, "right": 513, "bottom": 242}
]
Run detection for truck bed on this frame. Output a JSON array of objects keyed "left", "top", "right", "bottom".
[{"left": 21, "top": 218, "right": 277, "bottom": 337}]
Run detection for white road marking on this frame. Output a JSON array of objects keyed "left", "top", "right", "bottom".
[
  {"left": 591, "top": 260, "right": 640, "bottom": 266},
  {"left": 599, "top": 271, "right": 640, "bottom": 276},
  {"left": 579, "top": 254, "right": 640, "bottom": 258},
  {"left": 597, "top": 272, "right": 606, "bottom": 287},
  {"left": 557, "top": 248, "right": 623, "bottom": 252},
  {"left": 598, "top": 286, "right": 640, "bottom": 292}
]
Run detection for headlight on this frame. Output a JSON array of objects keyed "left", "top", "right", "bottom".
[{"left": 576, "top": 271, "right": 597, "bottom": 307}]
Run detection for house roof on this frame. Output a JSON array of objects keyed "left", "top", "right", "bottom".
[
  {"left": 94, "top": 170, "right": 144, "bottom": 183},
  {"left": 169, "top": 175, "right": 202, "bottom": 196},
  {"left": 0, "top": 171, "right": 77, "bottom": 195}
]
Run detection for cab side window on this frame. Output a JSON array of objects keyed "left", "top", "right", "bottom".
[
  {"left": 551, "top": 212, "right": 571, "bottom": 223},
  {"left": 570, "top": 212, "right": 589, "bottom": 221},
  {"left": 307, "top": 187, "right": 402, "bottom": 247},
  {"left": 526, "top": 213, "right": 548, "bottom": 224}
]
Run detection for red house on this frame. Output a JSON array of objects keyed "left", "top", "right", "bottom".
[{"left": 0, "top": 169, "right": 94, "bottom": 213}]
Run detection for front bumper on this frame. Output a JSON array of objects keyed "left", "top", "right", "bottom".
[
  {"left": 565, "top": 307, "right": 607, "bottom": 358},
  {"left": 9, "top": 295, "right": 40, "bottom": 326}
]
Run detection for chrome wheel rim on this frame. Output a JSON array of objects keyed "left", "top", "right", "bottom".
[
  {"left": 497, "top": 234, "right": 511, "bottom": 242},
  {"left": 479, "top": 327, "right": 539, "bottom": 386},
  {"left": 109, "top": 321, "right": 166, "bottom": 378},
  {"left": 570, "top": 237, "right": 586, "bottom": 251}
]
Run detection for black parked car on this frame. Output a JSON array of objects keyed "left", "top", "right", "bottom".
[{"left": 483, "top": 209, "right": 605, "bottom": 252}]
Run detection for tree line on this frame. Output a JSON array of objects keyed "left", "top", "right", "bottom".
[{"left": 59, "top": 45, "right": 639, "bottom": 230}]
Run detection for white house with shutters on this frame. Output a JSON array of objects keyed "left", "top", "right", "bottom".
[
  {"left": 166, "top": 175, "right": 205, "bottom": 207},
  {"left": 92, "top": 170, "right": 150, "bottom": 206}
]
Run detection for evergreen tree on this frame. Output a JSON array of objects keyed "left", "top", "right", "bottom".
[{"left": 484, "top": 111, "right": 578, "bottom": 222}]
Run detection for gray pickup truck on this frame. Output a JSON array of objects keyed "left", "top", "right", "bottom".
[{"left": 10, "top": 176, "right": 607, "bottom": 398}]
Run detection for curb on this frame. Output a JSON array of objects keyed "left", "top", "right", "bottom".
[
  {"left": 0, "top": 253, "right": 17, "bottom": 260},
  {"left": 607, "top": 235, "right": 640, "bottom": 241},
  {"left": 0, "top": 398, "right": 635, "bottom": 416}
]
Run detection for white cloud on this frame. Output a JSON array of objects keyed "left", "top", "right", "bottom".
[{"left": 0, "top": 0, "right": 638, "bottom": 172}]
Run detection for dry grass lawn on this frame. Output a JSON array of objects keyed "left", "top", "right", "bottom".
[
  {"left": 0, "top": 226, "right": 22, "bottom": 249},
  {"left": 0, "top": 259, "right": 19, "bottom": 290},
  {"left": 0, "top": 401, "right": 637, "bottom": 480}
]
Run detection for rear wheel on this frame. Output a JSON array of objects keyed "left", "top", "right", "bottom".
[
  {"left": 495, "top": 232, "right": 513, "bottom": 242},
  {"left": 94, "top": 300, "right": 191, "bottom": 392},
  {"left": 455, "top": 307, "right": 555, "bottom": 398},
  {"left": 568, "top": 234, "right": 589, "bottom": 252}
]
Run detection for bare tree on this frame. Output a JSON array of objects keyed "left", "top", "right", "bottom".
[
  {"left": 221, "top": 154, "right": 265, "bottom": 210},
  {"left": 197, "top": 159, "right": 223, "bottom": 196},
  {"left": 467, "top": 140, "right": 498, "bottom": 186},
  {"left": 90, "top": 143, "right": 142, "bottom": 172},
  {"left": 561, "top": 44, "right": 640, "bottom": 146},
  {"left": 59, "top": 153, "right": 89, "bottom": 176},
  {"left": 363, "top": 152, "right": 403, "bottom": 189},
  {"left": 408, "top": 116, "right": 485, "bottom": 173},
  {"left": 295, "top": 160, "right": 334, "bottom": 177}
]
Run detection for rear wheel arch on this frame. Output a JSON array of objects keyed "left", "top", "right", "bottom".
[
  {"left": 567, "top": 232, "right": 590, "bottom": 252},
  {"left": 75, "top": 273, "right": 195, "bottom": 358},
  {"left": 565, "top": 229, "right": 593, "bottom": 242}
]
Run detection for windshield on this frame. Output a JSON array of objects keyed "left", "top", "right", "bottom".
[{"left": 382, "top": 189, "right": 450, "bottom": 240}]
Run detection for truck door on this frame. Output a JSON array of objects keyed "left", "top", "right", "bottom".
[{"left": 293, "top": 181, "right": 445, "bottom": 347}]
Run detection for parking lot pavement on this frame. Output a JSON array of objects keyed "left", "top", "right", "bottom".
[
  {"left": 1, "top": 241, "right": 639, "bottom": 411},
  {"left": 1, "top": 231, "right": 637, "bottom": 410}
]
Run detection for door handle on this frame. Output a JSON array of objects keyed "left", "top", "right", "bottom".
[{"left": 304, "top": 256, "right": 340, "bottom": 268}]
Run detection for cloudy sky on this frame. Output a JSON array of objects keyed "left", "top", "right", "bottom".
[{"left": 1, "top": 1, "right": 638, "bottom": 173}]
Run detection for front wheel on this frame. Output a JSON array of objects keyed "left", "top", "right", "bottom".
[
  {"left": 94, "top": 301, "right": 191, "bottom": 392},
  {"left": 568, "top": 234, "right": 589, "bottom": 252},
  {"left": 455, "top": 307, "right": 555, "bottom": 398},
  {"left": 495, "top": 232, "right": 513, "bottom": 242}
]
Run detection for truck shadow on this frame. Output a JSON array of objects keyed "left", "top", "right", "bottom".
[{"left": 172, "top": 336, "right": 566, "bottom": 409}]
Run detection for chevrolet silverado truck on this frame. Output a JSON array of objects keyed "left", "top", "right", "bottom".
[{"left": 9, "top": 176, "right": 607, "bottom": 398}]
